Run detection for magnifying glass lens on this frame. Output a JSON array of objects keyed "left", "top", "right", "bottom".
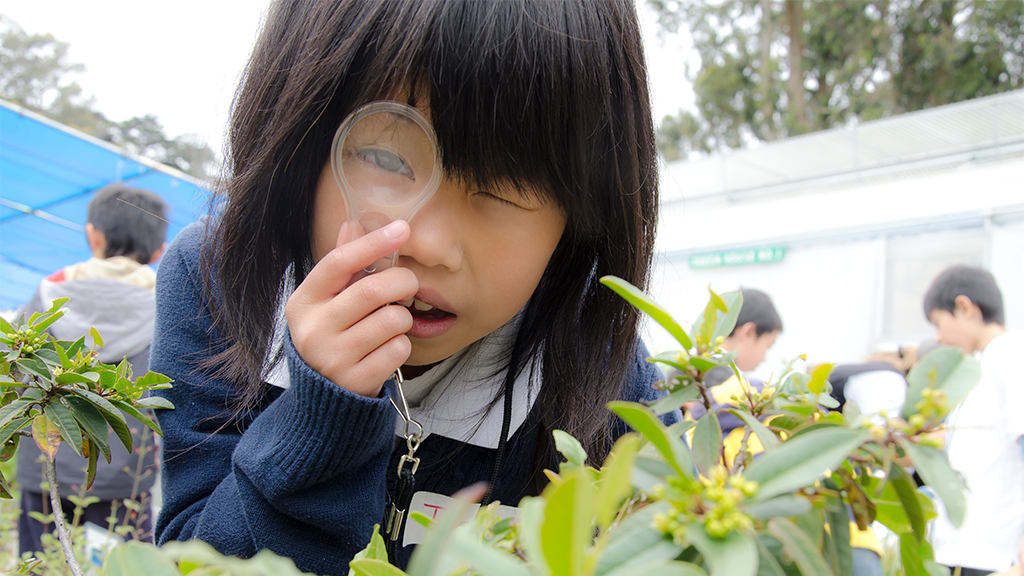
[{"left": 331, "top": 103, "right": 441, "bottom": 273}]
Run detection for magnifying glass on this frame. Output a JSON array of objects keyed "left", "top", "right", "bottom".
[{"left": 331, "top": 101, "right": 442, "bottom": 274}]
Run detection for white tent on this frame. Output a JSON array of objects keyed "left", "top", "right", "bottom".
[{"left": 649, "top": 89, "right": 1024, "bottom": 379}]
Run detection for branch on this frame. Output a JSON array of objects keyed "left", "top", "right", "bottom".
[{"left": 44, "top": 459, "right": 85, "bottom": 576}]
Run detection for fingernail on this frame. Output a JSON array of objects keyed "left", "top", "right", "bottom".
[{"left": 383, "top": 220, "right": 406, "bottom": 239}]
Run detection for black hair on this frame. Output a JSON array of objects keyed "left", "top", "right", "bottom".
[
  {"left": 732, "top": 289, "right": 783, "bottom": 337},
  {"left": 204, "top": 0, "right": 658, "bottom": 481},
  {"left": 87, "top": 183, "right": 168, "bottom": 264},
  {"left": 923, "top": 265, "right": 1004, "bottom": 325}
]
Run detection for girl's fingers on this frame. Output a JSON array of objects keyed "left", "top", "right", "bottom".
[{"left": 297, "top": 219, "right": 411, "bottom": 302}]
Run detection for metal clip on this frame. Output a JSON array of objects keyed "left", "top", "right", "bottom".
[{"left": 389, "top": 367, "right": 424, "bottom": 457}]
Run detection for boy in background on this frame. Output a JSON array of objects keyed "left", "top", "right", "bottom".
[
  {"left": 17, "top": 184, "right": 168, "bottom": 555},
  {"left": 924, "top": 265, "right": 1024, "bottom": 576}
]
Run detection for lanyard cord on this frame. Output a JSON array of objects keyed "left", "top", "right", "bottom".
[
  {"left": 383, "top": 365, "right": 515, "bottom": 563},
  {"left": 480, "top": 375, "right": 513, "bottom": 506}
]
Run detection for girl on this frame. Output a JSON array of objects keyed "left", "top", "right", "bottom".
[{"left": 149, "top": 0, "right": 676, "bottom": 573}]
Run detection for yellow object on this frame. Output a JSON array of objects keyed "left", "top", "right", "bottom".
[{"left": 702, "top": 374, "right": 884, "bottom": 556}]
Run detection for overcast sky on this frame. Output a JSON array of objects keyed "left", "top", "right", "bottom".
[{"left": 0, "top": 0, "right": 695, "bottom": 159}]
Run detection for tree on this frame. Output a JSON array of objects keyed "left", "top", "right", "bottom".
[
  {"left": 0, "top": 16, "right": 217, "bottom": 181},
  {"left": 649, "top": 0, "right": 1024, "bottom": 160}
]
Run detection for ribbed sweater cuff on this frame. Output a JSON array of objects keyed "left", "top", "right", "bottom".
[{"left": 250, "top": 334, "right": 395, "bottom": 489}]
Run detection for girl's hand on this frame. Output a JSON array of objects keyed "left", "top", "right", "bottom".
[{"left": 286, "top": 220, "right": 417, "bottom": 397}]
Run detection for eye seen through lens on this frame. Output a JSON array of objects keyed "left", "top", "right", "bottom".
[{"left": 331, "top": 102, "right": 442, "bottom": 271}]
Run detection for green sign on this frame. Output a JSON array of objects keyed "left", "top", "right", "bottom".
[{"left": 689, "top": 247, "right": 786, "bottom": 270}]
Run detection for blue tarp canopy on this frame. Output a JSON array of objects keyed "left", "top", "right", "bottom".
[{"left": 0, "top": 99, "right": 213, "bottom": 310}]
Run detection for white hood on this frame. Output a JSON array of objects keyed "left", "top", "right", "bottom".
[{"left": 38, "top": 278, "right": 155, "bottom": 364}]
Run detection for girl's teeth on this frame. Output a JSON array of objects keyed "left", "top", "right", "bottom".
[
  {"left": 413, "top": 299, "right": 435, "bottom": 312},
  {"left": 399, "top": 298, "right": 414, "bottom": 307}
]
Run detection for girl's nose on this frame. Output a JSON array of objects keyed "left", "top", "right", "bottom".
[{"left": 398, "top": 180, "right": 464, "bottom": 271}]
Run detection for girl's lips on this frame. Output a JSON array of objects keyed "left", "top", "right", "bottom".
[
  {"left": 400, "top": 289, "right": 456, "bottom": 339},
  {"left": 407, "top": 310, "right": 456, "bottom": 339}
]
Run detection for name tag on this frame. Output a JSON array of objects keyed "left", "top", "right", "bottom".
[{"left": 402, "top": 491, "right": 519, "bottom": 547}]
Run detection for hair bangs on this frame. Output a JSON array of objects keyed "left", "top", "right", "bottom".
[{"left": 412, "top": 0, "right": 620, "bottom": 211}]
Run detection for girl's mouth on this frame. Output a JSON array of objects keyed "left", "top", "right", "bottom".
[{"left": 398, "top": 297, "right": 456, "bottom": 338}]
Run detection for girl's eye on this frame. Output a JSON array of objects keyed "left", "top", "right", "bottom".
[
  {"left": 476, "top": 191, "right": 521, "bottom": 208},
  {"left": 355, "top": 148, "right": 414, "bottom": 179}
]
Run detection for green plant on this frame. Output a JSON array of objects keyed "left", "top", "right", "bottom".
[
  {"left": 331, "top": 277, "right": 979, "bottom": 576},
  {"left": 17, "top": 282, "right": 977, "bottom": 576},
  {"left": 0, "top": 298, "right": 174, "bottom": 576}
]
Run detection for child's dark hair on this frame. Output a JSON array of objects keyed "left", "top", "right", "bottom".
[
  {"left": 87, "top": 184, "right": 168, "bottom": 264},
  {"left": 732, "top": 289, "right": 783, "bottom": 337},
  {"left": 923, "top": 265, "right": 1004, "bottom": 325},
  {"left": 204, "top": 0, "right": 658, "bottom": 476}
]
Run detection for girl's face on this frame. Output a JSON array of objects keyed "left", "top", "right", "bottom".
[{"left": 310, "top": 123, "right": 567, "bottom": 370}]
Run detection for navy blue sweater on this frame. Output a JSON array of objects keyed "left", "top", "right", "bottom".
[{"left": 150, "top": 222, "right": 677, "bottom": 575}]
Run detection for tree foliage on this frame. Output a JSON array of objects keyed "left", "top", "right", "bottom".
[
  {"left": 0, "top": 16, "right": 217, "bottom": 181},
  {"left": 649, "top": 0, "right": 1024, "bottom": 160}
]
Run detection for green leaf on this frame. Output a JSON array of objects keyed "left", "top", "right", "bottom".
[
  {"left": 650, "top": 385, "right": 702, "bottom": 416},
  {"left": 53, "top": 373, "right": 95, "bottom": 388},
  {"left": 743, "top": 495, "right": 812, "bottom": 519},
  {"left": 65, "top": 395, "right": 113, "bottom": 464},
  {"left": 31, "top": 309, "right": 65, "bottom": 334},
  {"left": 0, "top": 315, "right": 14, "bottom": 335},
  {"left": 745, "top": 427, "right": 871, "bottom": 501},
  {"left": 517, "top": 497, "right": 548, "bottom": 572},
  {"left": 807, "top": 364, "right": 833, "bottom": 395},
  {"left": 541, "top": 473, "right": 592, "bottom": 576},
  {"left": 44, "top": 402, "right": 84, "bottom": 458},
  {"left": 70, "top": 388, "right": 126, "bottom": 424},
  {"left": 633, "top": 456, "right": 676, "bottom": 493},
  {"left": 890, "top": 462, "right": 926, "bottom": 543},
  {"left": 896, "top": 438, "right": 967, "bottom": 527},
  {"left": 691, "top": 412, "right": 722, "bottom": 476},
  {"left": 65, "top": 335, "right": 87, "bottom": 359},
  {"left": 609, "top": 560, "right": 708, "bottom": 576},
  {"left": 102, "top": 540, "right": 182, "bottom": 576},
  {"left": 601, "top": 276, "right": 693, "bottom": 350},
  {"left": 728, "top": 409, "right": 780, "bottom": 452},
  {"left": 689, "top": 357, "right": 719, "bottom": 372},
  {"left": 898, "top": 532, "right": 946, "bottom": 576},
  {"left": 610, "top": 401, "right": 695, "bottom": 482},
  {"left": 710, "top": 291, "right": 743, "bottom": 344},
  {"left": 596, "top": 501, "right": 676, "bottom": 576},
  {"left": 554, "top": 429, "right": 588, "bottom": 467},
  {"left": 137, "top": 396, "right": 175, "bottom": 410},
  {"left": 136, "top": 371, "right": 174, "bottom": 389},
  {"left": 449, "top": 527, "right": 533, "bottom": 576},
  {"left": 14, "top": 357, "right": 51, "bottom": 381},
  {"left": 349, "top": 559, "right": 407, "bottom": 576},
  {"left": 686, "top": 524, "right": 757, "bottom": 576},
  {"left": 85, "top": 437, "right": 99, "bottom": 489},
  {"left": 31, "top": 348, "right": 62, "bottom": 368},
  {"left": 598, "top": 434, "right": 640, "bottom": 530},
  {"left": 768, "top": 518, "right": 836, "bottom": 576},
  {"left": 53, "top": 340, "right": 73, "bottom": 369},
  {"left": 89, "top": 326, "right": 105, "bottom": 349},
  {"left": 901, "top": 347, "right": 981, "bottom": 420},
  {"left": 110, "top": 399, "right": 163, "bottom": 436},
  {"left": 405, "top": 492, "right": 476, "bottom": 576},
  {"left": 0, "top": 398, "right": 34, "bottom": 430},
  {"left": 821, "top": 479, "right": 852, "bottom": 576}
]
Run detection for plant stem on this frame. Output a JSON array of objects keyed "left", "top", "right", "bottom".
[{"left": 44, "top": 459, "right": 85, "bottom": 576}]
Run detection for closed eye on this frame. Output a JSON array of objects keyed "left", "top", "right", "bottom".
[{"left": 476, "top": 191, "right": 522, "bottom": 208}]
